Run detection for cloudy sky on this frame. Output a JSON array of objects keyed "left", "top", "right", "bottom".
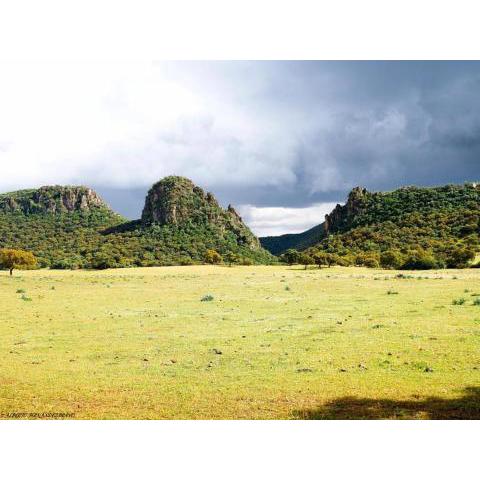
[{"left": 0, "top": 61, "right": 479, "bottom": 236}]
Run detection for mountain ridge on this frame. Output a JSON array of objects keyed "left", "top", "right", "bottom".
[
  {"left": 0, "top": 177, "right": 273, "bottom": 268},
  {"left": 260, "top": 182, "right": 480, "bottom": 268}
]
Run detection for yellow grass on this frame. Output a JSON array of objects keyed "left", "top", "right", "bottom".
[{"left": 1, "top": 265, "right": 480, "bottom": 419}]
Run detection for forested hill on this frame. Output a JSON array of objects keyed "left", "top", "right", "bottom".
[
  {"left": 0, "top": 178, "right": 274, "bottom": 269},
  {"left": 260, "top": 223, "right": 325, "bottom": 255},
  {"left": 260, "top": 182, "right": 480, "bottom": 268}
]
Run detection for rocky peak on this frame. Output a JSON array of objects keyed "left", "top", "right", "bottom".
[
  {"left": 324, "top": 186, "right": 370, "bottom": 234},
  {"left": 141, "top": 176, "right": 261, "bottom": 249},
  {"left": 141, "top": 176, "right": 217, "bottom": 225},
  {"left": 0, "top": 186, "right": 109, "bottom": 215}
]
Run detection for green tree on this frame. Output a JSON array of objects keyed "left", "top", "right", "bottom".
[
  {"left": 281, "top": 249, "right": 300, "bottom": 265},
  {"left": 313, "top": 251, "right": 328, "bottom": 268},
  {"left": 298, "top": 253, "right": 314, "bottom": 270},
  {"left": 355, "top": 252, "right": 380, "bottom": 268},
  {"left": 0, "top": 248, "right": 37, "bottom": 275}
]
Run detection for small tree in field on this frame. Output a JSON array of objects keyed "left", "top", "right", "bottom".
[
  {"left": 313, "top": 251, "right": 328, "bottom": 268},
  {"left": 0, "top": 248, "right": 37, "bottom": 276},
  {"left": 281, "top": 249, "right": 300, "bottom": 265},
  {"left": 204, "top": 249, "right": 222, "bottom": 264},
  {"left": 298, "top": 253, "right": 314, "bottom": 270}
]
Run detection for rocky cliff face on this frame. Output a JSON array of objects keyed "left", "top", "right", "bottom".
[
  {"left": 324, "top": 186, "right": 370, "bottom": 234},
  {"left": 141, "top": 176, "right": 261, "bottom": 249},
  {"left": 0, "top": 186, "right": 109, "bottom": 215}
]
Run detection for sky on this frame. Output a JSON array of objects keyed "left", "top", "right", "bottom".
[{"left": 0, "top": 61, "right": 479, "bottom": 236}]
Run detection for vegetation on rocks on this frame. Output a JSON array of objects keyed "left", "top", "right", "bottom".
[
  {"left": 0, "top": 178, "right": 274, "bottom": 269},
  {"left": 269, "top": 183, "right": 480, "bottom": 269}
]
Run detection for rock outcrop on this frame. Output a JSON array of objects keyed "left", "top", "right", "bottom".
[
  {"left": 0, "top": 186, "right": 109, "bottom": 215},
  {"left": 324, "top": 186, "right": 370, "bottom": 234},
  {"left": 141, "top": 176, "right": 261, "bottom": 249}
]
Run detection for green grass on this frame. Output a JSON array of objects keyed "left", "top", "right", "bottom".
[{"left": 1, "top": 265, "right": 480, "bottom": 419}]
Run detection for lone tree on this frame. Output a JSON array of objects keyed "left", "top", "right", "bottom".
[
  {"left": 0, "top": 248, "right": 37, "bottom": 276},
  {"left": 281, "top": 249, "right": 301, "bottom": 266},
  {"left": 204, "top": 249, "right": 222, "bottom": 265},
  {"left": 313, "top": 251, "right": 329, "bottom": 268},
  {"left": 298, "top": 253, "right": 315, "bottom": 270}
]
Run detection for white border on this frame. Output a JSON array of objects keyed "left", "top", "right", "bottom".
[
  {"left": 1, "top": 1, "right": 479, "bottom": 478},
  {"left": 0, "top": 0, "right": 479, "bottom": 60},
  {"left": 0, "top": 420, "right": 478, "bottom": 479}
]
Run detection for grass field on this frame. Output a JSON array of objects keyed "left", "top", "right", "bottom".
[{"left": 1, "top": 265, "right": 480, "bottom": 419}]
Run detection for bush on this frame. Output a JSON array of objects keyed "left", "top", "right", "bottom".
[
  {"left": 380, "top": 250, "right": 404, "bottom": 269},
  {"left": 401, "top": 250, "right": 440, "bottom": 270},
  {"left": 224, "top": 252, "right": 241, "bottom": 266},
  {"left": 90, "top": 253, "right": 118, "bottom": 270},
  {"left": 178, "top": 256, "right": 195, "bottom": 266},
  {"left": 201, "top": 294, "right": 214, "bottom": 302},
  {"left": 452, "top": 298, "right": 466, "bottom": 305},
  {"left": 445, "top": 247, "right": 476, "bottom": 268},
  {"left": 355, "top": 252, "right": 380, "bottom": 268},
  {"left": 51, "top": 258, "right": 83, "bottom": 270},
  {"left": 204, "top": 249, "right": 222, "bottom": 265},
  {"left": 240, "top": 257, "right": 254, "bottom": 266}
]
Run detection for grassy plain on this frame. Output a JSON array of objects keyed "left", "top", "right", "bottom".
[{"left": 1, "top": 265, "right": 480, "bottom": 419}]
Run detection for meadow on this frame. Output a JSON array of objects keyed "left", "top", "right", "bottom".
[{"left": 1, "top": 265, "right": 480, "bottom": 419}]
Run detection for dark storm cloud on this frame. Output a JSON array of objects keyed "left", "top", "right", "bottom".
[
  {"left": 2, "top": 61, "right": 478, "bottom": 226},
  {"left": 95, "top": 61, "right": 480, "bottom": 218}
]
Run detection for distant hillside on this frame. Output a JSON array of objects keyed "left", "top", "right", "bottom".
[
  {"left": 260, "top": 223, "right": 325, "bottom": 255},
  {"left": 261, "top": 183, "right": 480, "bottom": 268},
  {"left": 0, "top": 178, "right": 274, "bottom": 269}
]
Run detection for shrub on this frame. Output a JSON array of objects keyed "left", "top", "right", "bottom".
[
  {"left": 204, "top": 249, "right": 222, "bottom": 265},
  {"left": 473, "top": 298, "right": 480, "bottom": 306},
  {"left": 178, "top": 256, "right": 195, "bottom": 266},
  {"left": 201, "top": 294, "right": 214, "bottom": 302},
  {"left": 452, "top": 298, "right": 466, "bottom": 305},
  {"left": 224, "top": 252, "right": 241, "bottom": 266},
  {"left": 380, "top": 250, "right": 404, "bottom": 269},
  {"left": 240, "top": 257, "right": 254, "bottom": 266},
  {"left": 401, "top": 250, "right": 440, "bottom": 270},
  {"left": 445, "top": 247, "right": 476, "bottom": 268},
  {"left": 355, "top": 252, "right": 380, "bottom": 268}
]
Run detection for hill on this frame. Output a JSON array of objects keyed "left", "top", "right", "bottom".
[
  {"left": 0, "top": 178, "right": 273, "bottom": 269},
  {"left": 260, "top": 223, "right": 325, "bottom": 255},
  {"left": 261, "top": 183, "right": 480, "bottom": 268}
]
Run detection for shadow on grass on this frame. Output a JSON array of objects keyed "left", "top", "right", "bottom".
[{"left": 293, "top": 386, "right": 480, "bottom": 419}]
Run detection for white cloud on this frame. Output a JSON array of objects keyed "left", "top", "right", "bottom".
[
  {"left": 1, "top": 60, "right": 478, "bottom": 212},
  {"left": 237, "top": 202, "right": 338, "bottom": 237},
  {"left": 0, "top": 62, "right": 298, "bottom": 193}
]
